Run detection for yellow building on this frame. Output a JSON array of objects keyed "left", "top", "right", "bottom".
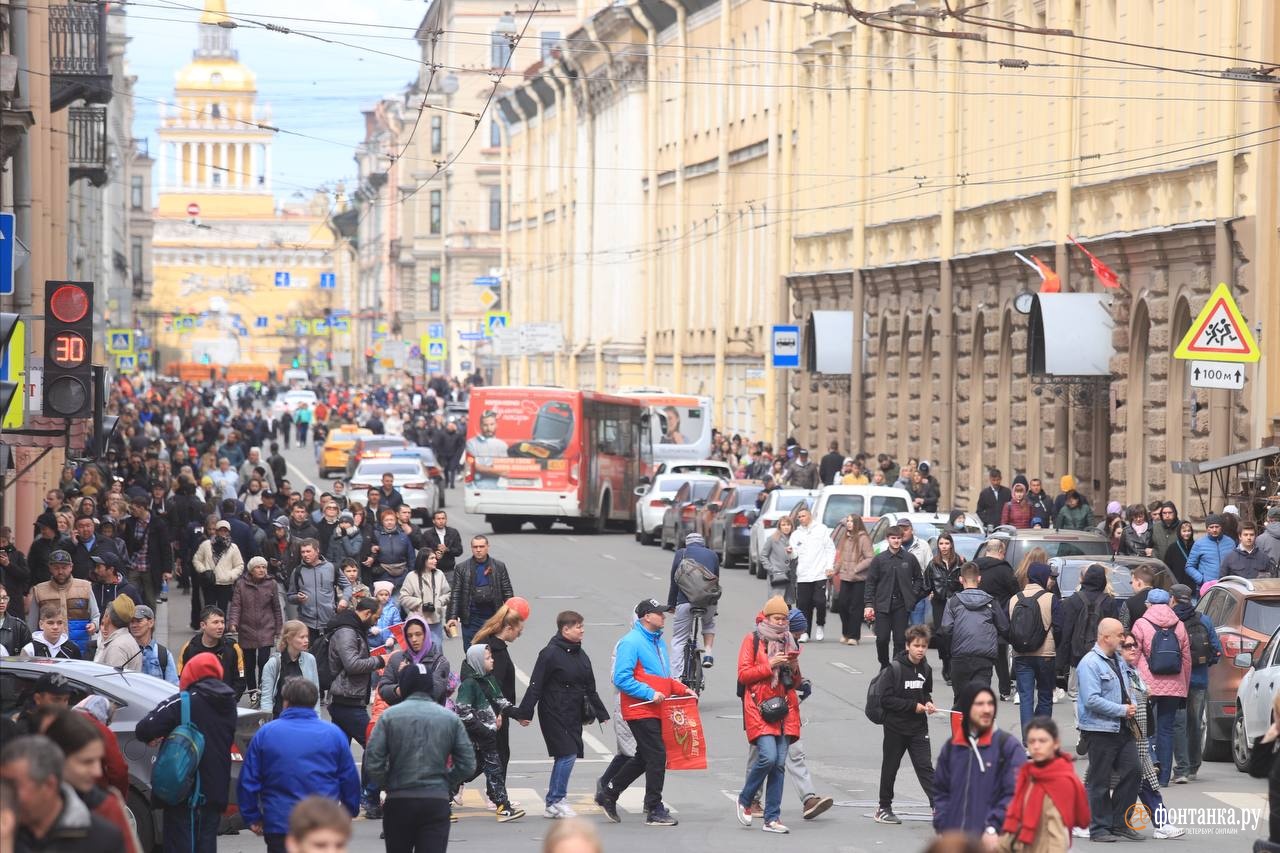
[{"left": 147, "top": 0, "right": 338, "bottom": 371}]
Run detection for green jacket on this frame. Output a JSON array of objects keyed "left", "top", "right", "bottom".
[
  {"left": 1056, "top": 502, "right": 1093, "bottom": 531},
  {"left": 455, "top": 665, "right": 511, "bottom": 732},
  {"left": 364, "top": 694, "right": 475, "bottom": 797}
]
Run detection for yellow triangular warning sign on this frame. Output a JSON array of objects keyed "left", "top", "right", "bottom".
[{"left": 1173, "top": 282, "right": 1260, "bottom": 363}]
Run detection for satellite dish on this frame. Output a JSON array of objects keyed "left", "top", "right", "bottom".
[{"left": 439, "top": 74, "right": 459, "bottom": 95}]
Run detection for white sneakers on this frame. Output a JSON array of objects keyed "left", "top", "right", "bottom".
[
  {"left": 735, "top": 800, "right": 753, "bottom": 827},
  {"left": 762, "top": 821, "right": 790, "bottom": 833},
  {"left": 813, "top": 626, "right": 824, "bottom": 642},
  {"left": 543, "top": 801, "right": 578, "bottom": 819},
  {"left": 798, "top": 633, "right": 809, "bottom": 644},
  {"left": 1154, "top": 825, "right": 1186, "bottom": 839}
]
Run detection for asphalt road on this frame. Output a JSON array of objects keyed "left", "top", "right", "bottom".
[{"left": 162, "top": 443, "right": 1269, "bottom": 852}]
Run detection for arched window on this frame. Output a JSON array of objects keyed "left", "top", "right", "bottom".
[{"left": 1125, "top": 300, "right": 1152, "bottom": 503}]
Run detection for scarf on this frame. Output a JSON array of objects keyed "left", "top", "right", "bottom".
[
  {"left": 465, "top": 643, "right": 489, "bottom": 676},
  {"left": 405, "top": 615, "right": 433, "bottom": 664},
  {"left": 1002, "top": 752, "right": 1090, "bottom": 843},
  {"left": 1132, "top": 521, "right": 1149, "bottom": 536},
  {"left": 754, "top": 619, "right": 798, "bottom": 687},
  {"left": 211, "top": 537, "right": 230, "bottom": 561}
]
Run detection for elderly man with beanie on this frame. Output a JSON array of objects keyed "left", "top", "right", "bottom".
[
  {"left": 932, "top": 683, "right": 1025, "bottom": 838},
  {"left": 1186, "top": 513, "right": 1236, "bottom": 588},
  {"left": 93, "top": 595, "right": 142, "bottom": 670},
  {"left": 136, "top": 652, "right": 238, "bottom": 852},
  {"left": 1169, "top": 583, "right": 1221, "bottom": 784},
  {"left": 1010, "top": 562, "right": 1060, "bottom": 734},
  {"left": 667, "top": 531, "right": 720, "bottom": 676},
  {"left": 1130, "top": 588, "right": 1191, "bottom": 787}
]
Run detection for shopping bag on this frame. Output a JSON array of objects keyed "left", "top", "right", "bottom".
[{"left": 659, "top": 695, "right": 708, "bottom": 770}]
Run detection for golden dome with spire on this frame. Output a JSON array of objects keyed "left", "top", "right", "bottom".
[
  {"left": 174, "top": 0, "right": 256, "bottom": 93},
  {"left": 200, "top": 0, "right": 230, "bottom": 25}
]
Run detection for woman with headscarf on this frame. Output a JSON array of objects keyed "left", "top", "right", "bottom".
[
  {"left": 376, "top": 614, "right": 451, "bottom": 707},
  {"left": 734, "top": 595, "right": 801, "bottom": 834},
  {"left": 832, "top": 515, "right": 874, "bottom": 646},
  {"left": 456, "top": 643, "right": 525, "bottom": 822},
  {"left": 511, "top": 610, "right": 610, "bottom": 819}
]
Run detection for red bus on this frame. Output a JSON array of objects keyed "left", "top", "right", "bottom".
[{"left": 463, "top": 386, "right": 653, "bottom": 534}]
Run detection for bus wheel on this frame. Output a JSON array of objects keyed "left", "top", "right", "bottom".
[
  {"left": 593, "top": 495, "right": 610, "bottom": 534},
  {"left": 491, "top": 517, "right": 523, "bottom": 535},
  {"left": 532, "top": 518, "right": 554, "bottom": 533}
]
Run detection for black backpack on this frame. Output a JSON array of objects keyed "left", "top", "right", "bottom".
[
  {"left": 1009, "top": 590, "right": 1049, "bottom": 653},
  {"left": 313, "top": 626, "right": 341, "bottom": 691},
  {"left": 1070, "top": 591, "right": 1111, "bottom": 662},
  {"left": 1183, "top": 614, "right": 1214, "bottom": 667},
  {"left": 864, "top": 661, "right": 902, "bottom": 725}
]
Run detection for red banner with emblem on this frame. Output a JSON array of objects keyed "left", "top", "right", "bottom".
[{"left": 659, "top": 696, "right": 707, "bottom": 770}]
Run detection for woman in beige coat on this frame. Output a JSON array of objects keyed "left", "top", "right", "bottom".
[
  {"left": 193, "top": 517, "right": 245, "bottom": 614},
  {"left": 831, "top": 515, "right": 874, "bottom": 645}
]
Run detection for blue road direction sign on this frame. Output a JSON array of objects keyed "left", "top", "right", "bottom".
[
  {"left": 771, "top": 324, "right": 801, "bottom": 368},
  {"left": 459, "top": 331, "right": 487, "bottom": 342},
  {"left": 0, "top": 212, "right": 14, "bottom": 295},
  {"left": 319, "top": 272, "right": 336, "bottom": 289},
  {"left": 274, "top": 271, "right": 291, "bottom": 288},
  {"left": 428, "top": 323, "right": 445, "bottom": 339},
  {"left": 473, "top": 275, "right": 500, "bottom": 288}
]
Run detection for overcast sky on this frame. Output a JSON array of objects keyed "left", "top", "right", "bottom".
[{"left": 126, "top": 0, "right": 429, "bottom": 200}]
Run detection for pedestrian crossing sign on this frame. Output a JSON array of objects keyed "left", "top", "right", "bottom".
[
  {"left": 115, "top": 354, "right": 136, "bottom": 372},
  {"left": 311, "top": 318, "right": 329, "bottom": 335},
  {"left": 106, "top": 328, "right": 134, "bottom": 355},
  {"left": 484, "top": 312, "right": 510, "bottom": 337},
  {"left": 1173, "top": 282, "right": 1260, "bottom": 363}
]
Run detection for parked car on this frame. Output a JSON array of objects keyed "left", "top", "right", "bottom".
[
  {"left": 878, "top": 511, "right": 984, "bottom": 537},
  {"left": 658, "top": 476, "right": 724, "bottom": 550},
  {"left": 1197, "top": 577, "right": 1280, "bottom": 761},
  {"left": 0, "top": 657, "right": 268, "bottom": 850},
  {"left": 634, "top": 474, "right": 696, "bottom": 546},
  {"left": 1049, "top": 556, "right": 1173, "bottom": 600},
  {"left": 811, "top": 485, "right": 914, "bottom": 530},
  {"left": 654, "top": 459, "right": 735, "bottom": 480},
  {"left": 694, "top": 481, "right": 763, "bottom": 541},
  {"left": 383, "top": 445, "right": 447, "bottom": 504},
  {"left": 319, "top": 425, "right": 372, "bottom": 479},
  {"left": 344, "top": 434, "right": 411, "bottom": 479},
  {"left": 349, "top": 454, "right": 441, "bottom": 521},
  {"left": 748, "top": 489, "right": 820, "bottom": 577},
  {"left": 974, "top": 527, "right": 1111, "bottom": 570},
  {"left": 1232, "top": 623, "right": 1280, "bottom": 771},
  {"left": 869, "top": 512, "right": 985, "bottom": 554},
  {"left": 270, "top": 388, "right": 317, "bottom": 418},
  {"left": 704, "top": 483, "right": 766, "bottom": 568}
]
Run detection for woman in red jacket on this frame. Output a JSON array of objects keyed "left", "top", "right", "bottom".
[{"left": 734, "top": 595, "right": 800, "bottom": 835}]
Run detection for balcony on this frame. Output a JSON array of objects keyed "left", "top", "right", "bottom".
[
  {"left": 68, "top": 105, "right": 108, "bottom": 186},
  {"left": 49, "top": 3, "right": 111, "bottom": 111}
]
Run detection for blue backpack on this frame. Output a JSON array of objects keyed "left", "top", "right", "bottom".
[
  {"left": 1143, "top": 617, "right": 1183, "bottom": 675},
  {"left": 150, "top": 691, "right": 206, "bottom": 807}
]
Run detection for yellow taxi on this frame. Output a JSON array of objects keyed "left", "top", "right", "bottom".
[{"left": 319, "top": 425, "right": 372, "bottom": 478}]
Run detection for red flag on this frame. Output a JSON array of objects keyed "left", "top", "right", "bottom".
[
  {"left": 659, "top": 696, "right": 708, "bottom": 770},
  {"left": 1030, "top": 255, "right": 1061, "bottom": 293},
  {"left": 1069, "top": 236, "right": 1121, "bottom": 288}
]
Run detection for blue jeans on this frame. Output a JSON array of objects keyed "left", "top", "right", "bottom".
[
  {"left": 909, "top": 597, "right": 929, "bottom": 627},
  {"left": 1013, "top": 656, "right": 1056, "bottom": 735},
  {"left": 328, "top": 702, "right": 370, "bottom": 747},
  {"left": 741, "top": 735, "right": 787, "bottom": 823},
  {"left": 1151, "top": 695, "right": 1181, "bottom": 787},
  {"left": 428, "top": 620, "right": 445, "bottom": 650},
  {"left": 547, "top": 754, "right": 576, "bottom": 807}
]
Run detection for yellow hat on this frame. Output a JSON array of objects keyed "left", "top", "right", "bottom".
[
  {"left": 763, "top": 596, "right": 789, "bottom": 618},
  {"left": 108, "top": 594, "right": 136, "bottom": 627},
  {"left": 1060, "top": 474, "right": 1076, "bottom": 492}
]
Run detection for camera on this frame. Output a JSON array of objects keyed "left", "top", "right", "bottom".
[
  {"left": 424, "top": 602, "right": 435, "bottom": 613},
  {"left": 778, "top": 665, "right": 795, "bottom": 690}
]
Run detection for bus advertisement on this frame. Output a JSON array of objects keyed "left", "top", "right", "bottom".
[
  {"left": 463, "top": 387, "right": 652, "bottom": 534},
  {"left": 623, "top": 391, "right": 713, "bottom": 464}
]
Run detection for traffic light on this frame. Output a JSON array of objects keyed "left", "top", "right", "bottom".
[
  {"left": 42, "top": 281, "right": 94, "bottom": 418},
  {"left": 0, "top": 312, "right": 19, "bottom": 419}
]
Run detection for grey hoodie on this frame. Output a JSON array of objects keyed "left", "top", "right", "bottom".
[
  {"left": 941, "top": 588, "right": 1009, "bottom": 659},
  {"left": 287, "top": 557, "right": 351, "bottom": 630},
  {"left": 1258, "top": 521, "right": 1280, "bottom": 571}
]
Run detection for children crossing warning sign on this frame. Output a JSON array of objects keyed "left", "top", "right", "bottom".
[{"left": 1173, "top": 282, "right": 1259, "bottom": 363}]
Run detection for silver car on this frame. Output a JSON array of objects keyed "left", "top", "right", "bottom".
[
  {"left": 349, "top": 456, "right": 441, "bottom": 521},
  {"left": 633, "top": 474, "right": 700, "bottom": 546},
  {"left": 748, "top": 488, "right": 820, "bottom": 577}
]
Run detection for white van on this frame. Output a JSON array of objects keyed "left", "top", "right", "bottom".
[{"left": 811, "top": 485, "right": 915, "bottom": 527}]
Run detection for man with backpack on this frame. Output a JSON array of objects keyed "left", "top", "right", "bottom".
[
  {"left": 1169, "top": 583, "right": 1221, "bottom": 784},
  {"left": 867, "top": 624, "right": 936, "bottom": 825},
  {"left": 323, "top": 596, "right": 390, "bottom": 748},
  {"left": 1008, "top": 563, "right": 1060, "bottom": 735},
  {"left": 939, "top": 562, "right": 1007, "bottom": 697},
  {"left": 1130, "top": 588, "right": 1191, "bottom": 786},
  {"left": 178, "top": 605, "right": 248, "bottom": 700},
  {"left": 932, "top": 683, "right": 1025, "bottom": 839},
  {"left": 130, "top": 604, "right": 178, "bottom": 684},
  {"left": 864, "top": 526, "right": 923, "bottom": 670},
  {"left": 136, "top": 651, "right": 238, "bottom": 853},
  {"left": 288, "top": 539, "right": 351, "bottom": 648},
  {"left": 667, "top": 532, "right": 720, "bottom": 678},
  {"left": 975, "top": 537, "right": 1019, "bottom": 701},
  {"left": 1057, "top": 564, "right": 1119, "bottom": 707}
]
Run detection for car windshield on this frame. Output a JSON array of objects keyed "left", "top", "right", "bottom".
[
  {"left": 952, "top": 535, "right": 984, "bottom": 561},
  {"left": 687, "top": 481, "right": 718, "bottom": 500},
  {"left": 822, "top": 495, "right": 864, "bottom": 526},
  {"left": 733, "top": 487, "right": 764, "bottom": 506},
  {"left": 773, "top": 494, "right": 813, "bottom": 513},
  {"left": 655, "top": 479, "right": 686, "bottom": 494},
  {"left": 671, "top": 464, "right": 729, "bottom": 477},
  {"left": 94, "top": 670, "right": 179, "bottom": 707},
  {"left": 1012, "top": 538, "right": 1111, "bottom": 562},
  {"left": 356, "top": 462, "right": 422, "bottom": 477},
  {"left": 1059, "top": 563, "right": 1135, "bottom": 598},
  {"left": 1243, "top": 600, "right": 1280, "bottom": 635}
]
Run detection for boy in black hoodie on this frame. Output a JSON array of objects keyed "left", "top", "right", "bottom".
[{"left": 875, "top": 623, "right": 936, "bottom": 825}]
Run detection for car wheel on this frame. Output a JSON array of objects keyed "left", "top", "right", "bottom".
[
  {"left": 1202, "top": 698, "right": 1232, "bottom": 762},
  {"left": 593, "top": 495, "right": 610, "bottom": 535},
  {"left": 532, "top": 518, "right": 554, "bottom": 533},
  {"left": 126, "top": 788, "right": 157, "bottom": 852},
  {"left": 721, "top": 543, "right": 735, "bottom": 569},
  {"left": 491, "top": 517, "right": 522, "bottom": 535},
  {"left": 1232, "top": 710, "right": 1253, "bottom": 772},
  {"left": 640, "top": 525, "right": 655, "bottom": 546}
]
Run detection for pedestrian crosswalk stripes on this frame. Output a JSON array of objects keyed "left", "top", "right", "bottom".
[{"left": 428, "top": 787, "right": 679, "bottom": 821}]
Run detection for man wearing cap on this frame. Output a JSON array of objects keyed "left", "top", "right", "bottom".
[
  {"left": 30, "top": 551, "right": 98, "bottom": 656},
  {"left": 27, "top": 511, "right": 70, "bottom": 590},
  {"left": 179, "top": 606, "right": 247, "bottom": 700},
  {"left": 93, "top": 595, "right": 143, "bottom": 671},
  {"left": 137, "top": 652, "right": 239, "bottom": 852},
  {"left": 129, "top": 604, "right": 179, "bottom": 684},
  {"left": 913, "top": 463, "right": 941, "bottom": 513},
  {"left": 596, "top": 598, "right": 691, "bottom": 826},
  {"left": 784, "top": 448, "right": 819, "bottom": 490},
  {"left": 89, "top": 553, "right": 142, "bottom": 620},
  {"left": 193, "top": 519, "right": 245, "bottom": 614},
  {"left": 122, "top": 494, "right": 172, "bottom": 609},
  {"left": 1169, "top": 582, "right": 1220, "bottom": 784},
  {"left": 1185, "top": 513, "right": 1236, "bottom": 587}
]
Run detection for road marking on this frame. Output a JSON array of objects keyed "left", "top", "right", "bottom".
[
  {"left": 564, "top": 536, "right": 578, "bottom": 543},
  {"left": 642, "top": 572, "right": 663, "bottom": 582},
  {"left": 287, "top": 460, "right": 318, "bottom": 491},
  {"left": 513, "top": 664, "right": 612, "bottom": 758},
  {"left": 829, "top": 661, "right": 863, "bottom": 676},
  {"left": 601, "top": 553, "right": 617, "bottom": 561}
]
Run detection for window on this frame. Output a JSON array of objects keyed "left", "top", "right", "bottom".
[
  {"left": 130, "top": 238, "right": 143, "bottom": 284},
  {"left": 429, "top": 190, "right": 442, "bottom": 235},
  {"left": 130, "top": 176, "right": 143, "bottom": 209},
  {"left": 210, "top": 103, "right": 221, "bottom": 119},
  {"left": 540, "top": 31, "right": 560, "bottom": 62},
  {"left": 430, "top": 116, "right": 442, "bottom": 154},
  {"left": 488, "top": 186, "right": 501, "bottom": 231},
  {"left": 491, "top": 32, "right": 511, "bottom": 68},
  {"left": 429, "top": 267, "right": 441, "bottom": 311},
  {"left": 489, "top": 119, "right": 501, "bottom": 148}
]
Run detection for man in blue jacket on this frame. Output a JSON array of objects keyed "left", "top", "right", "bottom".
[
  {"left": 667, "top": 532, "right": 720, "bottom": 677},
  {"left": 237, "top": 678, "right": 361, "bottom": 852},
  {"left": 932, "top": 682, "right": 1025, "bottom": 839},
  {"left": 1186, "top": 513, "right": 1236, "bottom": 587},
  {"left": 1074, "top": 617, "right": 1142, "bottom": 843}
]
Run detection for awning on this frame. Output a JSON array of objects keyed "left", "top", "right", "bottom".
[
  {"left": 805, "top": 310, "right": 853, "bottom": 375},
  {"left": 1028, "top": 293, "right": 1116, "bottom": 377}
]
